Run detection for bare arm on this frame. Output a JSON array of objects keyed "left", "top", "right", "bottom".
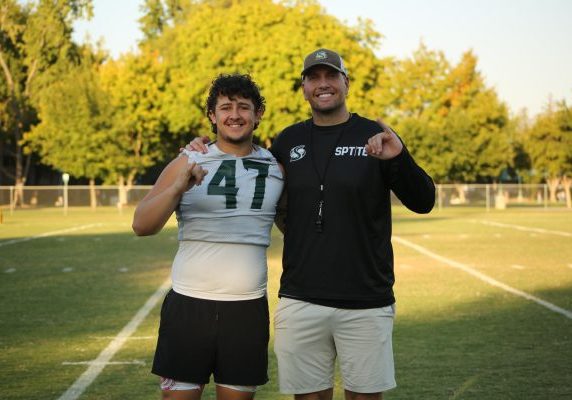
[
  {"left": 132, "top": 155, "right": 207, "bottom": 236},
  {"left": 274, "top": 188, "right": 287, "bottom": 234},
  {"left": 274, "top": 163, "right": 287, "bottom": 234}
]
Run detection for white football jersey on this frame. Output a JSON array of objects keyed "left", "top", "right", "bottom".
[
  {"left": 171, "top": 144, "right": 283, "bottom": 301},
  {"left": 176, "top": 144, "right": 284, "bottom": 246}
]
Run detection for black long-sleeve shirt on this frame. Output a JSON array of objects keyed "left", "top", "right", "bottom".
[{"left": 270, "top": 114, "right": 435, "bottom": 309}]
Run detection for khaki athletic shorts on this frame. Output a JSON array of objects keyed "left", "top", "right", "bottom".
[{"left": 274, "top": 298, "right": 396, "bottom": 394}]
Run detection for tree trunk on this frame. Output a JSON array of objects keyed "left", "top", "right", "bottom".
[
  {"left": 23, "top": 152, "right": 32, "bottom": 183},
  {"left": 453, "top": 183, "right": 467, "bottom": 204},
  {"left": 126, "top": 170, "right": 138, "bottom": 206},
  {"left": 118, "top": 175, "right": 127, "bottom": 208},
  {"left": 89, "top": 178, "right": 97, "bottom": 209},
  {"left": 13, "top": 177, "right": 25, "bottom": 207},
  {"left": 0, "top": 141, "right": 4, "bottom": 185},
  {"left": 547, "top": 177, "right": 560, "bottom": 203},
  {"left": 0, "top": 52, "right": 24, "bottom": 188},
  {"left": 15, "top": 132, "right": 23, "bottom": 183},
  {"left": 1, "top": 53, "right": 26, "bottom": 189},
  {"left": 562, "top": 175, "right": 571, "bottom": 209}
]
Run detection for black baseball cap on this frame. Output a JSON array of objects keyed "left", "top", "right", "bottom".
[{"left": 301, "top": 48, "right": 348, "bottom": 77}]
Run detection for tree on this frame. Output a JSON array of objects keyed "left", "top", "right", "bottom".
[
  {"left": 382, "top": 45, "right": 451, "bottom": 183},
  {"left": 525, "top": 100, "right": 572, "bottom": 206},
  {"left": 388, "top": 48, "right": 510, "bottom": 198},
  {"left": 145, "top": 0, "right": 384, "bottom": 145},
  {"left": 558, "top": 103, "right": 572, "bottom": 208},
  {"left": 11, "top": 0, "right": 520, "bottom": 196},
  {"left": 506, "top": 109, "right": 532, "bottom": 182},
  {"left": 138, "top": 0, "right": 185, "bottom": 41},
  {"left": 98, "top": 48, "right": 170, "bottom": 205},
  {"left": 24, "top": 48, "right": 111, "bottom": 207},
  {"left": 445, "top": 52, "right": 511, "bottom": 182},
  {"left": 0, "top": 0, "right": 92, "bottom": 198}
]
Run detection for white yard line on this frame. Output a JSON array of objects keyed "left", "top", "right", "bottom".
[
  {"left": 57, "top": 277, "right": 171, "bottom": 400},
  {"left": 393, "top": 236, "right": 572, "bottom": 320},
  {"left": 62, "top": 360, "right": 146, "bottom": 366},
  {"left": 0, "top": 224, "right": 103, "bottom": 248},
  {"left": 475, "top": 220, "right": 572, "bottom": 237},
  {"left": 91, "top": 336, "right": 154, "bottom": 340}
]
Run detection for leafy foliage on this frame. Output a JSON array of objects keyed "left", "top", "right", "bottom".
[
  {"left": 24, "top": 49, "right": 110, "bottom": 181},
  {"left": 152, "top": 0, "right": 383, "bottom": 144},
  {"left": 526, "top": 101, "right": 572, "bottom": 180},
  {"left": 98, "top": 49, "right": 170, "bottom": 185},
  {"left": 3, "top": 0, "right": 570, "bottom": 192},
  {"left": 387, "top": 48, "right": 511, "bottom": 183},
  {"left": 0, "top": 0, "right": 92, "bottom": 185}
]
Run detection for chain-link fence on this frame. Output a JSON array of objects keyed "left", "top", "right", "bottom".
[
  {"left": 433, "top": 183, "right": 570, "bottom": 210},
  {"left": 0, "top": 184, "right": 570, "bottom": 214},
  {"left": 0, "top": 185, "right": 152, "bottom": 214}
]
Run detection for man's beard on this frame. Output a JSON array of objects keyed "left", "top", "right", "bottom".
[
  {"left": 225, "top": 135, "right": 251, "bottom": 145},
  {"left": 218, "top": 131, "right": 252, "bottom": 145},
  {"left": 310, "top": 96, "right": 345, "bottom": 114}
]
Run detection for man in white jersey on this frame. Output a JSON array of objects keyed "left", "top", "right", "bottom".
[{"left": 133, "top": 74, "right": 284, "bottom": 400}]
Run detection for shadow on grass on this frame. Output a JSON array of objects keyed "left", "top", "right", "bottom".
[{"left": 391, "top": 289, "right": 572, "bottom": 400}]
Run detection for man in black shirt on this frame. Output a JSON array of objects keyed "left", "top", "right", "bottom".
[{"left": 270, "top": 49, "right": 435, "bottom": 400}]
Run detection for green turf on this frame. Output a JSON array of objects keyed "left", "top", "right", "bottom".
[{"left": 0, "top": 207, "right": 570, "bottom": 399}]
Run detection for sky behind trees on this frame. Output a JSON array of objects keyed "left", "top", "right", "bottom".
[{"left": 73, "top": 0, "right": 572, "bottom": 117}]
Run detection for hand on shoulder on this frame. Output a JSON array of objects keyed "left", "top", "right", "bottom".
[{"left": 179, "top": 135, "right": 211, "bottom": 154}]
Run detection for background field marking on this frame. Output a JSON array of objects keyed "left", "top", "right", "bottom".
[
  {"left": 91, "top": 336, "right": 154, "bottom": 340},
  {"left": 63, "top": 360, "right": 145, "bottom": 366},
  {"left": 57, "top": 277, "right": 171, "bottom": 400},
  {"left": 474, "top": 220, "right": 572, "bottom": 237},
  {"left": 0, "top": 223, "right": 103, "bottom": 248},
  {"left": 394, "top": 236, "right": 572, "bottom": 320}
]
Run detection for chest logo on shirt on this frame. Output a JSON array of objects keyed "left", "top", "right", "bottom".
[{"left": 289, "top": 145, "right": 307, "bottom": 162}]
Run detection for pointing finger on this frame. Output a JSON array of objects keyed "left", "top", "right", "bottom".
[
  {"left": 376, "top": 118, "right": 389, "bottom": 132},
  {"left": 376, "top": 118, "right": 397, "bottom": 136}
]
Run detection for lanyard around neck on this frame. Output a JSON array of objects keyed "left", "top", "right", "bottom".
[{"left": 305, "top": 115, "right": 351, "bottom": 232}]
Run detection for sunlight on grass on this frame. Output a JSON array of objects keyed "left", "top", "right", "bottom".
[{"left": 1, "top": 207, "right": 570, "bottom": 399}]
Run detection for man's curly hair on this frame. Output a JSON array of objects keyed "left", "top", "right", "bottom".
[{"left": 205, "top": 74, "right": 266, "bottom": 134}]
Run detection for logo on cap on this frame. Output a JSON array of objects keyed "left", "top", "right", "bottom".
[{"left": 315, "top": 51, "right": 327, "bottom": 60}]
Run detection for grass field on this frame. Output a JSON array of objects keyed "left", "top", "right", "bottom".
[{"left": 1, "top": 206, "right": 571, "bottom": 399}]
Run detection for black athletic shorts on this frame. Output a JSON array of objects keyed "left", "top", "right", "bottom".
[{"left": 151, "top": 289, "right": 269, "bottom": 386}]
